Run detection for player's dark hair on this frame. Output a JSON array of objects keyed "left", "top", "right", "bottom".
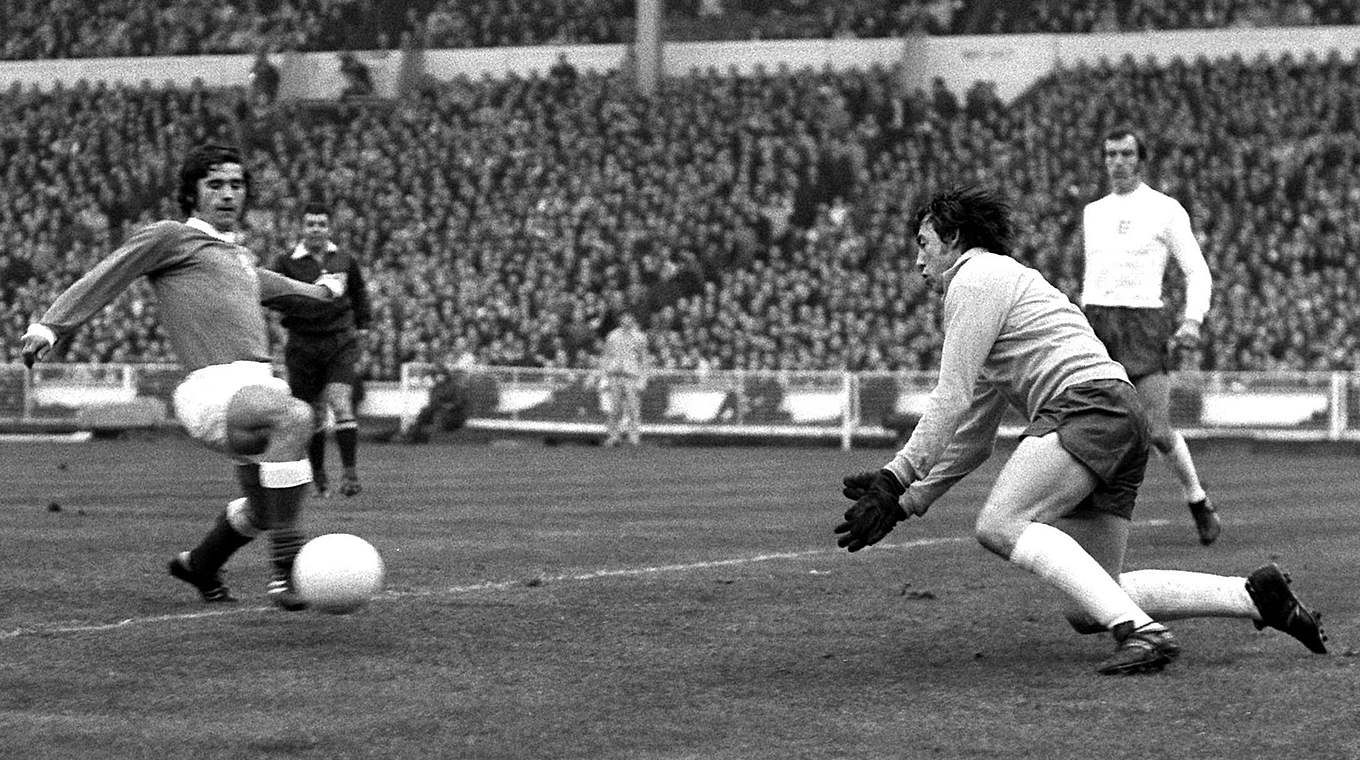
[
  {"left": 1102, "top": 127, "right": 1148, "bottom": 161},
  {"left": 912, "top": 186, "right": 1015, "bottom": 256},
  {"left": 177, "top": 143, "right": 251, "bottom": 216},
  {"left": 302, "top": 201, "right": 330, "bottom": 217}
]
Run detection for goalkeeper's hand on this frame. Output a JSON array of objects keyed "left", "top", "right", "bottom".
[
  {"left": 834, "top": 469, "right": 907, "bottom": 552},
  {"left": 841, "top": 471, "right": 879, "bottom": 501},
  {"left": 20, "top": 324, "right": 56, "bottom": 369}
]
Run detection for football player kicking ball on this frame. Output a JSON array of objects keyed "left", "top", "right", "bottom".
[
  {"left": 835, "top": 186, "right": 1326, "bottom": 674},
  {"left": 19, "top": 143, "right": 348, "bottom": 611}
]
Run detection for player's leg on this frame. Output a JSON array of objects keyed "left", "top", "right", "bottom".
[
  {"left": 603, "top": 380, "right": 622, "bottom": 447},
  {"left": 975, "top": 433, "right": 1157, "bottom": 633},
  {"left": 324, "top": 380, "right": 362, "bottom": 496},
  {"left": 168, "top": 365, "right": 271, "bottom": 603},
  {"left": 1134, "top": 372, "right": 1218, "bottom": 544},
  {"left": 977, "top": 433, "right": 1178, "bottom": 674},
  {"left": 1059, "top": 551, "right": 1327, "bottom": 653},
  {"left": 308, "top": 401, "right": 331, "bottom": 496},
  {"left": 285, "top": 339, "right": 331, "bottom": 497},
  {"left": 167, "top": 493, "right": 258, "bottom": 603},
  {"left": 624, "top": 382, "right": 641, "bottom": 446},
  {"left": 226, "top": 383, "right": 316, "bottom": 610}
]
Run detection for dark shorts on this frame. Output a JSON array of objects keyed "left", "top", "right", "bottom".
[
  {"left": 1022, "top": 379, "right": 1150, "bottom": 520},
  {"left": 284, "top": 332, "right": 360, "bottom": 403},
  {"left": 1084, "top": 306, "right": 1169, "bottom": 382}
]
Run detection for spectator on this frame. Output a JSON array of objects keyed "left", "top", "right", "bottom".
[{"left": 249, "top": 49, "right": 280, "bottom": 105}]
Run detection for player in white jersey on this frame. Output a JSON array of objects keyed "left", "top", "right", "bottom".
[
  {"left": 835, "top": 187, "right": 1325, "bottom": 674},
  {"left": 600, "top": 312, "right": 648, "bottom": 447},
  {"left": 1081, "top": 129, "right": 1220, "bottom": 545},
  {"left": 19, "top": 144, "right": 347, "bottom": 611}
]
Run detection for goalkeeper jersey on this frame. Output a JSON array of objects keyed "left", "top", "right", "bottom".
[{"left": 884, "top": 249, "right": 1129, "bottom": 507}]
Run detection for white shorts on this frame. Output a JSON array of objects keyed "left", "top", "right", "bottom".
[{"left": 173, "top": 361, "right": 290, "bottom": 451}]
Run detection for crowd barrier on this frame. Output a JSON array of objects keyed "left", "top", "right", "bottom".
[{"left": 2, "top": 362, "right": 1357, "bottom": 448}]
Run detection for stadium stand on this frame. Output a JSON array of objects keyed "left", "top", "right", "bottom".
[
  {"left": 2, "top": 47, "right": 1358, "bottom": 380},
  {"left": 3, "top": 0, "right": 1356, "bottom": 59}
]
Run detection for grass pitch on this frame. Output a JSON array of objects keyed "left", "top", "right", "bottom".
[{"left": 1, "top": 434, "right": 1357, "bottom": 759}]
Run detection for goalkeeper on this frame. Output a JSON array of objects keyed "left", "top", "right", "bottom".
[{"left": 836, "top": 186, "right": 1326, "bottom": 675}]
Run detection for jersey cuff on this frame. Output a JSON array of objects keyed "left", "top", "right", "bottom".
[
  {"left": 24, "top": 323, "right": 58, "bottom": 346},
  {"left": 883, "top": 459, "right": 918, "bottom": 491}
]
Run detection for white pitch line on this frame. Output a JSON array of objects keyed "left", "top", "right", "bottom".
[{"left": 0, "top": 520, "right": 1178, "bottom": 640}]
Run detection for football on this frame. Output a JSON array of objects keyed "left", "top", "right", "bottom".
[{"left": 292, "top": 533, "right": 385, "bottom": 614}]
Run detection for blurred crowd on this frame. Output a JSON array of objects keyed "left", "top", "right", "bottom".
[
  {"left": 2, "top": 0, "right": 1356, "bottom": 60},
  {"left": 2, "top": 49, "right": 1358, "bottom": 378}
]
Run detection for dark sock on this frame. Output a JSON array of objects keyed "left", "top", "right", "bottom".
[
  {"left": 336, "top": 424, "right": 358, "bottom": 470},
  {"left": 263, "top": 483, "right": 307, "bottom": 528},
  {"left": 188, "top": 511, "right": 253, "bottom": 576},
  {"left": 309, "top": 431, "right": 328, "bottom": 476},
  {"left": 270, "top": 527, "right": 307, "bottom": 579},
  {"left": 235, "top": 463, "right": 266, "bottom": 515}
]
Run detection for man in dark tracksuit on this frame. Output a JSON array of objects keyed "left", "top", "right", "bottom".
[{"left": 270, "top": 202, "right": 372, "bottom": 497}]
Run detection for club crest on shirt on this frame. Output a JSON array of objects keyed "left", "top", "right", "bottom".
[{"left": 1117, "top": 219, "right": 1132, "bottom": 234}]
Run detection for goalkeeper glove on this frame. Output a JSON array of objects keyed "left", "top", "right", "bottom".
[
  {"left": 834, "top": 469, "right": 906, "bottom": 552},
  {"left": 841, "top": 470, "right": 878, "bottom": 501},
  {"left": 20, "top": 324, "right": 56, "bottom": 368}
]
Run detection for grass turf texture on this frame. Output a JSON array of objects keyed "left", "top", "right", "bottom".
[{"left": 1, "top": 436, "right": 1357, "bottom": 759}]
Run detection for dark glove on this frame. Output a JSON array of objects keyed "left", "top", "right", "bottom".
[
  {"left": 834, "top": 469, "right": 906, "bottom": 552},
  {"left": 841, "top": 471, "right": 878, "bottom": 501}
]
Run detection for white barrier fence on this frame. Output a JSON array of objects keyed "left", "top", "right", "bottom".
[{"left": 3, "top": 362, "right": 1358, "bottom": 448}]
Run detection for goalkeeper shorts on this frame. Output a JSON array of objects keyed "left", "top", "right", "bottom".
[{"left": 1023, "top": 378, "right": 1149, "bottom": 520}]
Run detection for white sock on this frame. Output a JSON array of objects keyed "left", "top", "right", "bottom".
[
  {"left": 1120, "top": 569, "right": 1255, "bottom": 620},
  {"left": 1163, "top": 433, "right": 1206, "bottom": 503},
  {"left": 1009, "top": 522, "right": 1153, "bottom": 630}
]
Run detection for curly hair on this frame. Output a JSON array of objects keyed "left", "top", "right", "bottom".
[
  {"left": 911, "top": 185, "right": 1015, "bottom": 256},
  {"left": 177, "top": 143, "right": 251, "bottom": 216}
]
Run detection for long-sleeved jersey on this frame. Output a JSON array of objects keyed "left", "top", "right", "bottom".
[
  {"left": 885, "top": 249, "right": 1129, "bottom": 509},
  {"left": 602, "top": 324, "right": 647, "bottom": 378},
  {"left": 1080, "top": 182, "right": 1212, "bottom": 323},
  {"left": 37, "top": 218, "right": 338, "bottom": 372},
  {"left": 268, "top": 241, "right": 371, "bottom": 335}
]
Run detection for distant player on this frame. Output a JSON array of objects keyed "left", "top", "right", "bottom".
[
  {"left": 836, "top": 186, "right": 1325, "bottom": 674},
  {"left": 600, "top": 312, "right": 647, "bottom": 447},
  {"left": 269, "top": 202, "right": 371, "bottom": 497},
  {"left": 19, "top": 143, "right": 347, "bottom": 611},
  {"left": 1081, "top": 128, "right": 1220, "bottom": 545}
]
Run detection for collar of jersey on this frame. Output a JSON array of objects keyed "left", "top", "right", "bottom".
[
  {"left": 291, "top": 241, "right": 339, "bottom": 259},
  {"left": 942, "top": 247, "right": 990, "bottom": 292},
  {"left": 185, "top": 216, "right": 241, "bottom": 244}
]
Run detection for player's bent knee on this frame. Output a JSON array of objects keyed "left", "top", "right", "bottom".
[
  {"left": 1148, "top": 430, "right": 1176, "bottom": 453},
  {"left": 972, "top": 517, "right": 1016, "bottom": 558},
  {"left": 280, "top": 397, "right": 316, "bottom": 434}
]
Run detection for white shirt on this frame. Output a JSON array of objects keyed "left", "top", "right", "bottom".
[{"left": 1081, "top": 182, "right": 1212, "bottom": 323}]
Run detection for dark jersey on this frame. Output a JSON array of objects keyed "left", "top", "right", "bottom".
[
  {"left": 268, "top": 243, "right": 371, "bottom": 335},
  {"left": 38, "top": 219, "right": 338, "bottom": 372}
]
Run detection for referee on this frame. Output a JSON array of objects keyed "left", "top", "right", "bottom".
[{"left": 269, "top": 201, "right": 371, "bottom": 497}]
